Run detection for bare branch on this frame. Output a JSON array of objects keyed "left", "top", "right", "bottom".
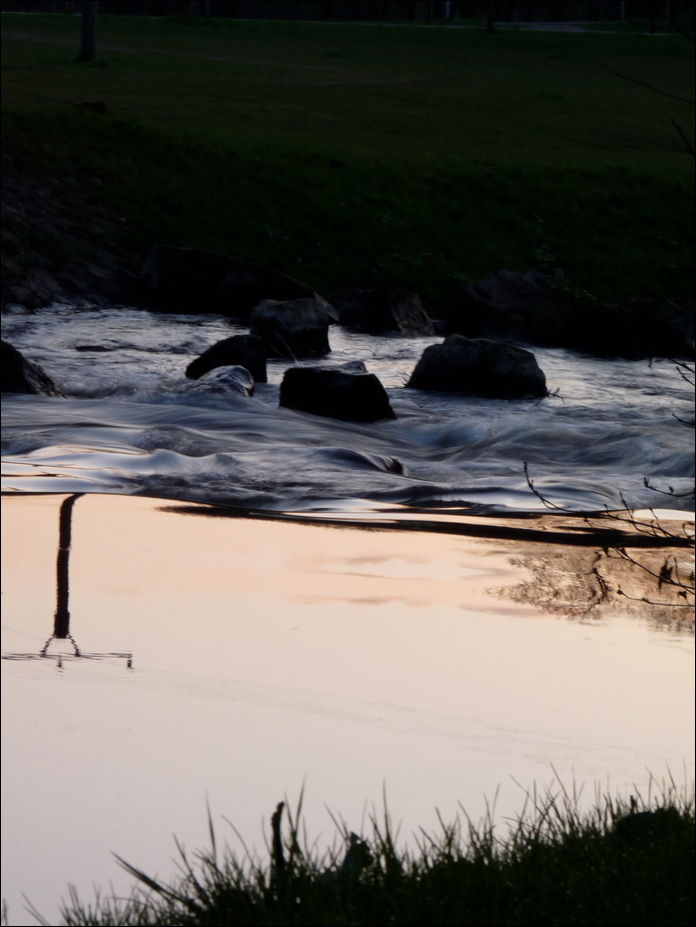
[
  {"left": 599, "top": 63, "right": 695, "bottom": 106},
  {"left": 521, "top": 456, "right": 695, "bottom": 616},
  {"left": 675, "top": 364, "right": 696, "bottom": 386},
  {"left": 523, "top": 462, "right": 564, "bottom": 510},
  {"left": 643, "top": 477, "right": 695, "bottom": 499},
  {"left": 616, "top": 589, "right": 692, "bottom": 607},
  {"left": 670, "top": 118, "right": 696, "bottom": 157},
  {"left": 654, "top": 4, "right": 695, "bottom": 42}
]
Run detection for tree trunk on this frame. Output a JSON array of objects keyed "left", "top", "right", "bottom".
[{"left": 77, "top": 1, "right": 97, "bottom": 63}]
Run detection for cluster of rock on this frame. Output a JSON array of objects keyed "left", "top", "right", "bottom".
[
  {"left": 448, "top": 270, "right": 694, "bottom": 361},
  {"left": 0, "top": 246, "right": 548, "bottom": 419},
  {"left": 9, "top": 244, "right": 693, "bottom": 423},
  {"left": 138, "top": 247, "right": 546, "bottom": 421}
]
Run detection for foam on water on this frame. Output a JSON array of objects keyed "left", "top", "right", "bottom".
[{"left": 2, "top": 304, "right": 694, "bottom": 513}]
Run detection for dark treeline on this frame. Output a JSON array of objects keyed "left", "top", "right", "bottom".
[{"left": 2, "top": 1, "right": 695, "bottom": 24}]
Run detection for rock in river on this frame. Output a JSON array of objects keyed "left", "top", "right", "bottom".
[
  {"left": 186, "top": 365, "right": 255, "bottom": 398},
  {"left": 407, "top": 334, "right": 546, "bottom": 399},
  {"left": 1, "top": 340, "right": 64, "bottom": 396},
  {"left": 447, "top": 269, "right": 694, "bottom": 360},
  {"left": 340, "top": 287, "right": 434, "bottom": 335},
  {"left": 447, "top": 270, "right": 571, "bottom": 346},
  {"left": 186, "top": 334, "right": 267, "bottom": 382},
  {"left": 279, "top": 366, "right": 396, "bottom": 422},
  {"left": 250, "top": 297, "right": 331, "bottom": 359}
]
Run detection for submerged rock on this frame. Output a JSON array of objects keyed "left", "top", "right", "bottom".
[
  {"left": 186, "top": 365, "right": 255, "bottom": 397},
  {"left": 136, "top": 245, "right": 325, "bottom": 319},
  {"left": 340, "top": 287, "right": 434, "bottom": 335},
  {"left": 1, "top": 340, "right": 64, "bottom": 396},
  {"left": 250, "top": 297, "right": 331, "bottom": 359},
  {"left": 279, "top": 366, "right": 396, "bottom": 422},
  {"left": 186, "top": 334, "right": 267, "bottom": 382},
  {"left": 407, "top": 334, "right": 546, "bottom": 399}
]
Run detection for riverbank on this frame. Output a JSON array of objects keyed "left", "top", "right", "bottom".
[
  {"left": 40, "top": 785, "right": 696, "bottom": 927},
  {"left": 2, "top": 14, "right": 694, "bottom": 310}
]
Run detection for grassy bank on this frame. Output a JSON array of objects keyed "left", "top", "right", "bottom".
[
  {"left": 1, "top": 14, "right": 694, "bottom": 309},
  {"left": 28, "top": 781, "right": 695, "bottom": 927}
]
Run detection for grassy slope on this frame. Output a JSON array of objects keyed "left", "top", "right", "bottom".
[{"left": 1, "top": 13, "right": 694, "bottom": 309}]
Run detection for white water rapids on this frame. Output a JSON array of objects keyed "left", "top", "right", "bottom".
[{"left": 2, "top": 303, "right": 694, "bottom": 513}]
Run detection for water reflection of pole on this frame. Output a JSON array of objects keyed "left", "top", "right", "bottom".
[
  {"left": 3, "top": 493, "right": 132, "bottom": 669},
  {"left": 53, "top": 492, "right": 84, "bottom": 645}
]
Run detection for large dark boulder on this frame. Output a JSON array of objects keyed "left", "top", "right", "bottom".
[
  {"left": 448, "top": 269, "right": 694, "bottom": 359},
  {"left": 137, "top": 246, "right": 232, "bottom": 313},
  {"left": 448, "top": 270, "right": 571, "bottom": 346},
  {"left": 250, "top": 298, "right": 331, "bottom": 359},
  {"left": 136, "top": 246, "right": 323, "bottom": 319},
  {"left": 1, "top": 340, "right": 64, "bottom": 396},
  {"left": 186, "top": 334, "right": 267, "bottom": 382},
  {"left": 340, "top": 287, "right": 435, "bottom": 335},
  {"left": 217, "top": 260, "right": 320, "bottom": 320},
  {"left": 564, "top": 298, "right": 695, "bottom": 360},
  {"left": 279, "top": 366, "right": 396, "bottom": 422},
  {"left": 407, "top": 334, "right": 546, "bottom": 399}
]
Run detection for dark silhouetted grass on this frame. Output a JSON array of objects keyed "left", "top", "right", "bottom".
[
  {"left": 27, "top": 777, "right": 695, "bottom": 927},
  {"left": 1, "top": 14, "right": 694, "bottom": 308}
]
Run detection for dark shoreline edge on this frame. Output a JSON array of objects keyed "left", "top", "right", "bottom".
[{"left": 2, "top": 489, "right": 693, "bottom": 548}]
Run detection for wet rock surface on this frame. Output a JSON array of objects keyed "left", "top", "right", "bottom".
[
  {"left": 408, "top": 334, "right": 547, "bottom": 399},
  {"left": 279, "top": 366, "right": 396, "bottom": 423},
  {"left": 186, "top": 333, "right": 267, "bottom": 382},
  {"left": 340, "top": 286, "right": 434, "bottom": 335},
  {"left": 250, "top": 297, "right": 332, "bottom": 359},
  {"left": 1, "top": 339, "right": 64, "bottom": 396}
]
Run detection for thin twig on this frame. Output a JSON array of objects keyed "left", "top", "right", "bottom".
[
  {"left": 523, "top": 462, "right": 564, "bottom": 510},
  {"left": 599, "top": 63, "right": 695, "bottom": 105},
  {"left": 523, "top": 464, "right": 695, "bottom": 610},
  {"left": 654, "top": 3, "right": 695, "bottom": 42},
  {"left": 670, "top": 118, "right": 696, "bottom": 156},
  {"left": 644, "top": 477, "right": 695, "bottom": 499},
  {"left": 616, "top": 589, "right": 690, "bottom": 607}
]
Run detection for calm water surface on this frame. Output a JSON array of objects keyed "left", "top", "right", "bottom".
[{"left": 1, "top": 493, "right": 693, "bottom": 926}]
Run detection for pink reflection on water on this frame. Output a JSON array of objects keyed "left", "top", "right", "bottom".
[{"left": 1, "top": 493, "right": 693, "bottom": 927}]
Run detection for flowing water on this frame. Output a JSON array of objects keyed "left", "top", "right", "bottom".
[
  {"left": 2, "top": 302, "right": 694, "bottom": 513},
  {"left": 1, "top": 304, "right": 694, "bottom": 926}
]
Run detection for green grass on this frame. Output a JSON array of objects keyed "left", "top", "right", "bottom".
[
  {"left": 24, "top": 778, "right": 695, "bottom": 927},
  {"left": 1, "top": 13, "right": 694, "bottom": 307}
]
